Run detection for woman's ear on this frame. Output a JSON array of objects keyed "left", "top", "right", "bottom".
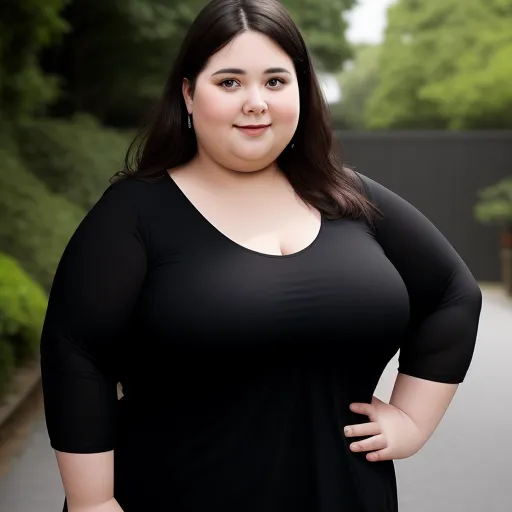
[{"left": 182, "top": 78, "right": 193, "bottom": 115}]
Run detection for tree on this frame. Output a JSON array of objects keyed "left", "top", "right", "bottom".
[
  {"left": 366, "top": 0, "right": 512, "bottom": 130},
  {"left": 282, "top": 0, "right": 357, "bottom": 71},
  {"left": 331, "top": 43, "right": 381, "bottom": 128},
  {"left": 0, "top": 0, "right": 70, "bottom": 122},
  {"left": 41, "top": 0, "right": 357, "bottom": 127}
]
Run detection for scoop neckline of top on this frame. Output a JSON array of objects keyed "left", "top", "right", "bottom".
[{"left": 164, "top": 170, "right": 324, "bottom": 259}]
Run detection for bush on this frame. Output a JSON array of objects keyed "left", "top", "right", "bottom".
[
  {"left": 0, "top": 117, "right": 19, "bottom": 155},
  {"left": 0, "top": 252, "right": 47, "bottom": 364},
  {"left": 0, "top": 148, "right": 85, "bottom": 290},
  {"left": 16, "top": 114, "right": 133, "bottom": 210},
  {"left": 474, "top": 176, "right": 512, "bottom": 228}
]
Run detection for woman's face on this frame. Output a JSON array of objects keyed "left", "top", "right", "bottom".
[{"left": 182, "top": 30, "right": 300, "bottom": 172}]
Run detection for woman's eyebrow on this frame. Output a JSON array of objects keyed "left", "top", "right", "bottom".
[{"left": 211, "top": 67, "right": 291, "bottom": 76}]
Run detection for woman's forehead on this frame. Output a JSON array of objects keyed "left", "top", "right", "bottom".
[{"left": 204, "top": 31, "right": 293, "bottom": 70}]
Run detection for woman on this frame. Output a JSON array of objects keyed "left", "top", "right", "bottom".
[{"left": 40, "top": 0, "right": 482, "bottom": 511}]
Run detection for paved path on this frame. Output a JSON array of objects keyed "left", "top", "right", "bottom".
[{"left": 0, "top": 290, "right": 511, "bottom": 511}]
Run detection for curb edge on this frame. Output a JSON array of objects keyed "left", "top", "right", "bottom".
[{"left": 0, "top": 362, "right": 42, "bottom": 448}]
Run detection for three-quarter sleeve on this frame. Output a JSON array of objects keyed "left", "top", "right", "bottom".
[
  {"left": 358, "top": 173, "right": 482, "bottom": 384},
  {"left": 40, "top": 182, "right": 147, "bottom": 453}
]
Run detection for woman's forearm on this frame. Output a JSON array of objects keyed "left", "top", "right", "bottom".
[
  {"left": 389, "top": 372, "right": 459, "bottom": 443},
  {"left": 55, "top": 450, "right": 119, "bottom": 510}
]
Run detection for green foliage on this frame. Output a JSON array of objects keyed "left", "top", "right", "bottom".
[
  {"left": 331, "top": 44, "right": 382, "bottom": 128},
  {"left": 474, "top": 176, "right": 512, "bottom": 228},
  {"left": 16, "top": 114, "right": 133, "bottom": 210},
  {"left": 366, "top": 0, "right": 512, "bottom": 129},
  {"left": 0, "top": 148, "right": 84, "bottom": 291},
  {"left": 40, "top": 0, "right": 205, "bottom": 124},
  {"left": 124, "top": 0, "right": 206, "bottom": 42},
  {"left": 0, "top": 115, "right": 19, "bottom": 155},
  {"left": 0, "top": 252, "right": 47, "bottom": 365},
  {"left": 0, "top": 0, "right": 71, "bottom": 121},
  {"left": 282, "top": 0, "right": 357, "bottom": 71}
]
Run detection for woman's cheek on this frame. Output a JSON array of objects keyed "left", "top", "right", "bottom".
[
  {"left": 272, "top": 92, "right": 300, "bottom": 123},
  {"left": 196, "top": 90, "right": 237, "bottom": 124}
]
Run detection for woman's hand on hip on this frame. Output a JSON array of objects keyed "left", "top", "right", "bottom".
[{"left": 344, "top": 395, "right": 426, "bottom": 462}]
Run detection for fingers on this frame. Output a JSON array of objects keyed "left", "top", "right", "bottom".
[
  {"left": 347, "top": 400, "right": 392, "bottom": 462},
  {"left": 349, "top": 402, "right": 375, "bottom": 419},
  {"left": 366, "top": 447, "right": 393, "bottom": 462},
  {"left": 344, "top": 421, "right": 380, "bottom": 438},
  {"left": 349, "top": 433, "right": 387, "bottom": 454}
]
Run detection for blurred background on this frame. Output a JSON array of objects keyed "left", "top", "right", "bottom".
[{"left": 0, "top": 0, "right": 511, "bottom": 510}]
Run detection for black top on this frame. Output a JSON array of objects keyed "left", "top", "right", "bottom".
[{"left": 40, "top": 172, "right": 482, "bottom": 512}]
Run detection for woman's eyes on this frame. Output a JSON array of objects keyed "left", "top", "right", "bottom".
[
  {"left": 219, "top": 78, "right": 286, "bottom": 90},
  {"left": 268, "top": 78, "right": 285, "bottom": 88}
]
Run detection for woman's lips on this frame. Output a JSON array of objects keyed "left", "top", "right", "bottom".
[{"left": 235, "top": 124, "right": 271, "bottom": 136}]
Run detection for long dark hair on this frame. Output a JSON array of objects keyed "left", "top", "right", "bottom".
[{"left": 112, "top": 0, "right": 380, "bottom": 224}]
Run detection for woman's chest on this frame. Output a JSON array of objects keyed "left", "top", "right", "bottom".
[{"left": 136, "top": 217, "right": 410, "bottom": 355}]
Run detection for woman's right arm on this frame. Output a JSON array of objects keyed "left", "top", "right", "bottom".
[{"left": 40, "top": 182, "right": 148, "bottom": 511}]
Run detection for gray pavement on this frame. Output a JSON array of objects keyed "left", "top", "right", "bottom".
[{"left": 0, "top": 289, "right": 511, "bottom": 511}]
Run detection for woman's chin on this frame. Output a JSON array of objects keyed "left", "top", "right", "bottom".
[
  {"left": 229, "top": 159, "right": 272, "bottom": 173},
  {"left": 231, "top": 144, "right": 285, "bottom": 166}
]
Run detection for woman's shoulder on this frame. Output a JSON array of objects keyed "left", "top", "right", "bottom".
[
  {"left": 105, "top": 173, "right": 161, "bottom": 196},
  {"left": 99, "top": 173, "right": 170, "bottom": 210},
  {"left": 346, "top": 169, "right": 402, "bottom": 207},
  {"left": 343, "top": 167, "right": 378, "bottom": 203},
  {"left": 79, "top": 175, "right": 174, "bottom": 235}
]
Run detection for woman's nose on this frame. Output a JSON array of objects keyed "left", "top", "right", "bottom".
[{"left": 242, "top": 86, "right": 268, "bottom": 114}]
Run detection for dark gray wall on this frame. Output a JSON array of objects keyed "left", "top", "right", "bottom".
[{"left": 334, "top": 131, "right": 512, "bottom": 282}]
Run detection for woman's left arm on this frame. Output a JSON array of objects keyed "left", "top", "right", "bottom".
[
  {"left": 344, "top": 172, "right": 483, "bottom": 461},
  {"left": 389, "top": 373, "right": 457, "bottom": 443},
  {"left": 361, "top": 173, "right": 482, "bottom": 384},
  {"left": 388, "top": 245, "right": 484, "bottom": 441}
]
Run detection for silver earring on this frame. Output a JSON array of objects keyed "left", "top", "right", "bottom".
[
  {"left": 188, "top": 115, "right": 192, "bottom": 129},
  {"left": 291, "top": 142, "right": 295, "bottom": 149}
]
